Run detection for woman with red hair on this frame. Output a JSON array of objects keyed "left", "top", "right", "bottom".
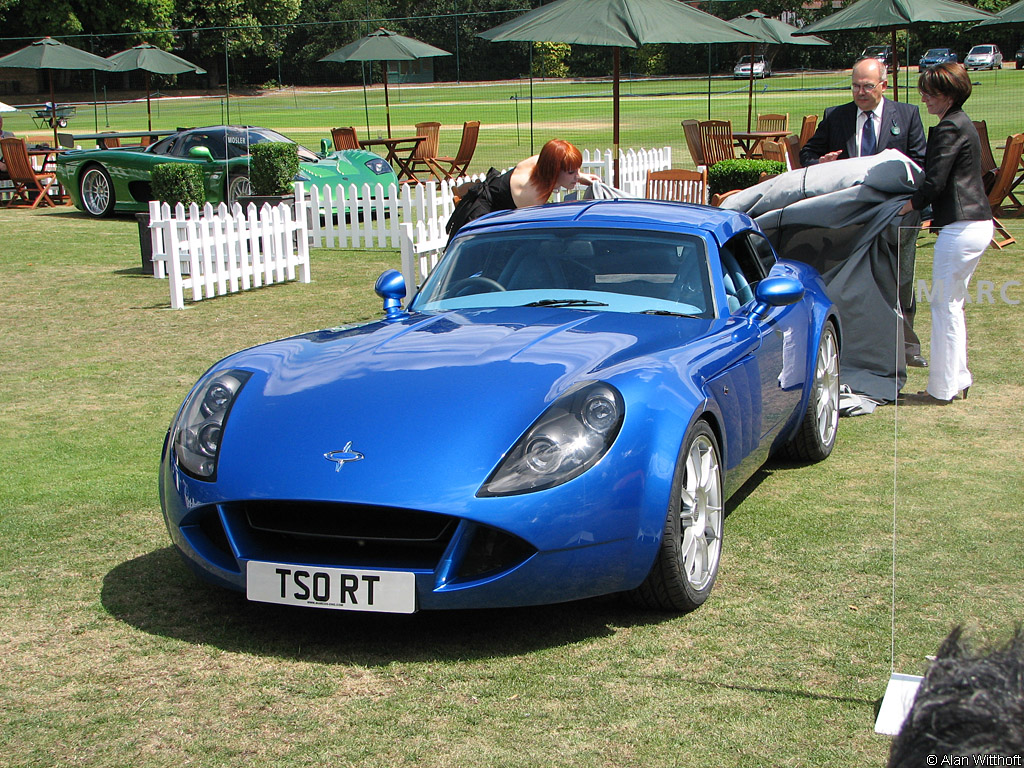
[{"left": 446, "top": 139, "right": 598, "bottom": 243}]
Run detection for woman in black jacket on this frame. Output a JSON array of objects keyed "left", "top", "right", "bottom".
[{"left": 899, "top": 63, "right": 994, "bottom": 405}]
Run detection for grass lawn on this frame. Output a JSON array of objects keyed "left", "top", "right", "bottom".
[{"left": 1, "top": 76, "right": 1023, "bottom": 767}]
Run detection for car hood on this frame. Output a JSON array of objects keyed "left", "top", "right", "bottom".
[{"left": 210, "top": 307, "right": 718, "bottom": 509}]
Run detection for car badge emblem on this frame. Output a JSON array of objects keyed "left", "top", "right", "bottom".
[{"left": 324, "top": 442, "right": 364, "bottom": 472}]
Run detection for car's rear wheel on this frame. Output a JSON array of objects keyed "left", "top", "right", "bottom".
[
  {"left": 629, "top": 421, "right": 723, "bottom": 612},
  {"left": 780, "top": 321, "right": 839, "bottom": 462},
  {"left": 227, "top": 173, "right": 253, "bottom": 207},
  {"left": 80, "top": 165, "right": 115, "bottom": 218}
]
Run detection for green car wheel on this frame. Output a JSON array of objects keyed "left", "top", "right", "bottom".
[{"left": 80, "top": 165, "right": 115, "bottom": 218}]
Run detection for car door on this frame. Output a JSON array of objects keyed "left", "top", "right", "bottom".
[{"left": 718, "top": 231, "right": 808, "bottom": 442}]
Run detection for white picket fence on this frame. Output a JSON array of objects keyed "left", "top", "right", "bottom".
[
  {"left": 148, "top": 184, "right": 310, "bottom": 310},
  {"left": 304, "top": 146, "right": 672, "bottom": 252},
  {"left": 143, "top": 146, "right": 671, "bottom": 309}
]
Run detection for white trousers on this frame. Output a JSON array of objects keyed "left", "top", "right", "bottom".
[{"left": 928, "top": 219, "right": 994, "bottom": 400}]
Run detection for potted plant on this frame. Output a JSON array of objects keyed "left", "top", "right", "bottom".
[
  {"left": 137, "top": 162, "right": 206, "bottom": 274},
  {"left": 238, "top": 141, "right": 300, "bottom": 210},
  {"left": 707, "top": 158, "right": 786, "bottom": 198}
]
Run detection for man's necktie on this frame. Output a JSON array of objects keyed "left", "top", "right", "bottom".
[{"left": 861, "top": 112, "right": 876, "bottom": 156}]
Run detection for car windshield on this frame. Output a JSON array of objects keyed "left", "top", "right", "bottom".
[
  {"left": 411, "top": 227, "right": 714, "bottom": 318},
  {"left": 737, "top": 56, "right": 763, "bottom": 64},
  {"left": 864, "top": 47, "right": 888, "bottom": 56},
  {"left": 970, "top": 46, "right": 993, "bottom": 54},
  {"left": 924, "top": 49, "right": 948, "bottom": 57}
]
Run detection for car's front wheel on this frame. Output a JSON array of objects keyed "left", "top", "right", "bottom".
[
  {"left": 227, "top": 173, "right": 253, "bottom": 207},
  {"left": 780, "top": 321, "right": 839, "bottom": 462},
  {"left": 80, "top": 165, "right": 115, "bottom": 218},
  {"left": 629, "top": 421, "right": 723, "bottom": 612}
]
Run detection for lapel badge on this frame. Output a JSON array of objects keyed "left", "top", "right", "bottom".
[{"left": 890, "top": 122, "right": 901, "bottom": 136}]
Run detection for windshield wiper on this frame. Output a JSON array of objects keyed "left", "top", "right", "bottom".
[
  {"left": 640, "top": 309, "right": 702, "bottom": 318},
  {"left": 522, "top": 298, "right": 609, "bottom": 308}
]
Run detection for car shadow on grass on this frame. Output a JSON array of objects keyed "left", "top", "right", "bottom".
[{"left": 101, "top": 546, "right": 678, "bottom": 663}]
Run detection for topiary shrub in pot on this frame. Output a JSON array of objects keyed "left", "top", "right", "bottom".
[
  {"left": 138, "top": 162, "right": 206, "bottom": 273},
  {"left": 249, "top": 141, "right": 300, "bottom": 199},
  {"left": 707, "top": 158, "right": 786, "bottom": 197},
  {"left": 151, "top": 162, "right": 206, "bottom": 207}
]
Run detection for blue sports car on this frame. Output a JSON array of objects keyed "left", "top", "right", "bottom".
[{"left": 160, "top": 199, "right": 840, "bottom": 614}]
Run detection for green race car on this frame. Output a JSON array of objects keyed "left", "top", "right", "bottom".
[{"left": 56, "top": 125, "right": 398, "bottom": 217}]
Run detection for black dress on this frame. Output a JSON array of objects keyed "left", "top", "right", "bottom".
[{"left": 445, "top": 167, "right": 517, "bottom": 244}]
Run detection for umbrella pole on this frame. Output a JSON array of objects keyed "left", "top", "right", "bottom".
[
  {"left": 613, "top": 47, "right": 620, "bottom": 188},
  {"left": 49, "top": 72, "right": 58, "bottom": 149},
  {"left": 383, "top": 65, "right": 392, "bottom": 139},
  {"left": 891, "top": 29, "right": 899, "bottom": 102},
  {"left": 747, "top": 43, "right": 755, "bottom": 133},
  {"left": 146, "top": 72, "right": 152, "bottom": 132}
]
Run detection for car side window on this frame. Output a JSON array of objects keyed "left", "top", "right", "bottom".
[
  {"left": 746, "top": 232, "right": 778, "bottom": 276},
  {"left": 720, "top": 233, "right": 769, "bottom": 314}
]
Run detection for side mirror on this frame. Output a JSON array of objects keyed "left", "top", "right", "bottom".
[
  {"left": 320, "top": 138, "right": 331, "bottom": 156},
  {"left": 750, "top": 276, "right": 804, "bottom": 318},
  {"left": 187, "top": 146, "right": 215, "bottom": 162},
  {"left": 375, "top": 269, "right": 408, "bottom": 320}
]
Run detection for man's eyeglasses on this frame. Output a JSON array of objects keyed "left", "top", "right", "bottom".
[{"left": 852, "top": 82, "right": 882, "bottom": 92}]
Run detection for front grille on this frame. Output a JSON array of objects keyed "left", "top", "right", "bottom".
[{"left": 225, "top": 500, "right": 459, "bottom": 570}]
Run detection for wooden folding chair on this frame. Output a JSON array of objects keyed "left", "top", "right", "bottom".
[
  {"left": 760, "top": 139, "right": 787, "bottom": 165},
  {"left": 798, "top": 114, "right": 818, "bottom": 149},
  {"left": 0, "top": 137, "right": 58, "bottom": 208},
  {"left": 431, "top": 121, "right": 480, "bottom": 181},
  {"left": 681, "top": 119, "right": 704, "bottom": 168},
  {"left": 331, "top": 127, "right": 359, "bottom": 151},
  {"left": 406, "top": 121, "right": 442, "bottom": 183},
  {"left": 987, "top": 132, "right": 1024, "bottom": 249},
  {"left": 698, "top": 120, "right": 735, "bottom": 167},
  {"left": 97, "top": 133, "right": 120, "bottom": 149},
  {"left": 750, "top": 113, "right": 788, "bottom": 157},
  {"left": 645, "top": 168, "right": 708, "bottom": 205},
  {"left": 783, "top": 134, "right": 802, "bottom": 170},
  {"left": 973, "top": 120, "right": 1000, "bottom": 195}
]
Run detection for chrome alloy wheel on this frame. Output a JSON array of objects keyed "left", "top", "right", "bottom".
[
  {"left": 813, "top": 326, "right": 840, "bottom": 449},
  {"left": 678, "top": 432, "right": 723, "bottom": 592},
  {"left": 80, "top": 167, "right": 112, "bottom": 217}
]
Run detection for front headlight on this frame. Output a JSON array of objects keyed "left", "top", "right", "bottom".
[
  {"left": 480, "top": 382, "right": 624, "bottom": 497},
  {"left": 171, "top": 369, "right": 252, "bottom": 480},
  {"left": 365, "top": 157, "right": 394, "bottom": 176}
]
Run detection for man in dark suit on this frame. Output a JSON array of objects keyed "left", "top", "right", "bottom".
[
  {"left": 801, "top": 58, "right": 928, "bottom": 167},
  {"left": 801, "top": 57, "right": 929, "bottom": 368}
]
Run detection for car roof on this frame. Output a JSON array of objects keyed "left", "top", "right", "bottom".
[{"left": 456, "top": 199, "right": 757, "bottom": 245}]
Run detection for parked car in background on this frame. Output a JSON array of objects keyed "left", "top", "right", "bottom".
[
  {"left": 1016, "top": 44, "right": 1024, "bottom": 69},
  {"left": 919, "top": 48, "right": 957, "bottom": 69},
  {"left": 159, "top": 199, "right": 841, "bottom": 614},
  {"left": 964, "top": 44, "right": 1003, "bottom": 70},
  {"left": 858, "top": 45, "right": 894, "bottom": 70},
  {"left": 56, "top": 125, "right": 398, "bottom": 218},
  {"left": 733, "top": 54, "right": 771, "bottom": 79}
]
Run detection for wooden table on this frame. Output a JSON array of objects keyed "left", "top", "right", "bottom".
[
  {"left": 359, "top": 136, "right": 426, "bottom": 183},
  {"left": 732, "top": 130, "right": 789, "bottom": 159}
]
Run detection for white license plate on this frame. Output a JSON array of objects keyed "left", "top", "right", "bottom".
[{"left": 246, "top": 561, "right": 416, "bottom": 614}]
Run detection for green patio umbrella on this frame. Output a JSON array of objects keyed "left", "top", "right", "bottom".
[
  {"left": 479, "top": 0, "right": 756, "bottom": 184},
  {"left": 972, "top": 0, "right": 1024, "bottom": 28},
  {"left": 320, "top": 28, "right": 452, "bottom": 138},
  {"left": 106, "top": 43, "right": 206, "bottom": 131},
  {"left": 795, "top": 0, "right": 995, "bottom": 101},
  {"left": 0, "top": 37, "right": 114, "bottom": 147},
  {"left": 729, "top": 11, "right": 829, "bottom": 132}
]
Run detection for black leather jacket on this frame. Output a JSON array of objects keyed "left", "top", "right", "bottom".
[{"left": 910, "top": 108, "right": 992, "bottom": 226}]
